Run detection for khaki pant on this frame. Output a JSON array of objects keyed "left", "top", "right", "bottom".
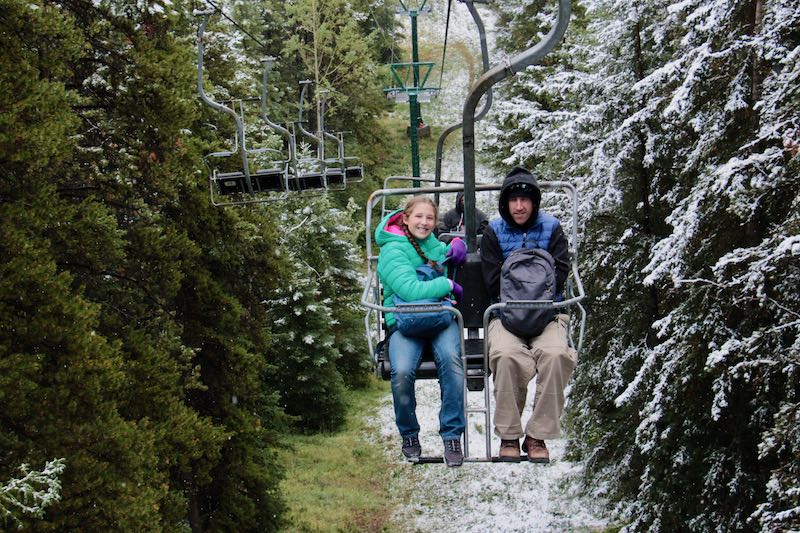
[{"left": 487, "top": 314, "right": 577, "bottom": 440}]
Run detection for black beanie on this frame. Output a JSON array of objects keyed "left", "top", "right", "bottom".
[{"left": 506, "top": 181, "right": 536, "bottom": 200}]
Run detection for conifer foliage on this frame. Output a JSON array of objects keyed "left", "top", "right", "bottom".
[
  {"left": 490, "top": 0, "right": 799, "bottom": 530},
  {"left": 1, "top": 0, "right": 382, "bottom": 530}
]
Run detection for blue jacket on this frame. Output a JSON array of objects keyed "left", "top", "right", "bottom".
[{"left": 480, "top": 167, "right": 570, "bottom": 301}]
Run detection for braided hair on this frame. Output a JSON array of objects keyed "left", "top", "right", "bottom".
[{"left": 402, "top": 196, "right": 444, "bottom": 273}]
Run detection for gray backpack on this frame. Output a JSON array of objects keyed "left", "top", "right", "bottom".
[{"left": 500, "top": 247, "right": 556, "bottom": 338}]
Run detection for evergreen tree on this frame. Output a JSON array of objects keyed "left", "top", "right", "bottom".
[
  {"left": 489, "top": 0, "right": 799, "bottom": 530},
  {"left": 282, "top": 0, "right": 391, "bottom": 135},
  {"left": 1, "top": 2, "right": 176, "bottom": 529},
  {"left": 3, "top": 0, "right": 291, "bottom": 529},
  {"left": 262, "top": 195, "right": 371, "bottom": 431}
]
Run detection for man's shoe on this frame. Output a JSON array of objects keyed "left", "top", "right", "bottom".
[
  {"left": 402, "top": 435, "right": 421, "bottom": 463},
  {"left": 522, "top": 436, "right": 550, "bottom": 464},
  {"left": 443, "top": 439, "right": 464, "bottom": 467},
  {"left": 498, "top": 439, "right": 521, "bottom": 462}
]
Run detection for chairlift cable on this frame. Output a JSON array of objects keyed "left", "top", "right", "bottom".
[
  {"left": 203, "top": 0, "right": 267, "bottom": 50},
  {"left": 438, "top": 0, "right": 453, "bottom": 90},
  {"left": 367, "top": 4, "right": 399, "bottom": 64}
]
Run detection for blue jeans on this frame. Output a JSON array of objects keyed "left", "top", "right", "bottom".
[{"left": 388, "top": 320, "right": 466, "bottom": 441}]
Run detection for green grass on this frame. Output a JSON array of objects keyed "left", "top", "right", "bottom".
[{"left": 277, "top": 379, "right": 403, "bottom": 533}]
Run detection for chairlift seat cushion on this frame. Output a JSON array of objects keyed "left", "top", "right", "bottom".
[
  {"left": 215, "top": 171, "right": 249, "bottom": 195},
  {"left": 215, "top": 169, "right": 285, "bottom": 195},
  {"left": 345, "top": 166, "right": 363, "bottom": 181},
  {"left": 325, "top": 168, "right": 345, "bottom": 187},
  {"left": 376, "top": 336, "right": 486, "bottom": 388},
  {"left": 454, "top": 253, "right": 491, "bottom": 329},
  {"left": 252, "top": 169, "right": 285, "bottom": 192}
]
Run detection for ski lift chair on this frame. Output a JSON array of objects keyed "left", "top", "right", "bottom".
[
  {"left": 317, "top": 90, "right": 347, "bottom": 191},
  {"left": 197, "top": 12, "right": 289, "bottom": 206},
  {"left": 205, "top": 100, "right": 289, "bottom": 205},
  {"left": 362, "top": 180, "right": 585, "bottom": 462},
  {"left": 322, "top": 129, "right": 364, "bottom": 185},
  {"left": 289, "top": 81, "right": 332, "bottom": 192}
]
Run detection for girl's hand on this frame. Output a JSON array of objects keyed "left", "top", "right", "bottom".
[{"left": 445, "top": 238, "right": 466, "bottom": 266}]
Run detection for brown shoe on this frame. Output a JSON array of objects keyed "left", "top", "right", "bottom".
[
  {"left": 498, "top": 439, "right": 521, "bottom": 462},
  {"left": 522, "top": 436, "right": 550, "bottom": 464}
]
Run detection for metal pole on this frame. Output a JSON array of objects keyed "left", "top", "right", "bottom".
[
  {"left": 462, "top": 0, "right": 572, "bottom": 252},
  {"left": 410, "top": 9, "right": 421, "bottom": 183},
  {"left": 196, "top": 12, "right": 254, "bottom": 194},
  {"left": 434, "top": 0, "right": 493, "bottom": 202}
]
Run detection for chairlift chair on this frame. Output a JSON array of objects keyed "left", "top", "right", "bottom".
[
  {"left": 361, "top": 0, "right": 577, "bottom": 463},
  {"left": 362, "top": 180, "right": 585, "bottom": 462},
  {"left": 290, "top": 81, "right": 332, "bottom": 192},
  {"left": 196, "top": 11, "right": 289, "bottom": 206},
  {"left": 318, "top": 91, "right": 365, "bottom": 184}
]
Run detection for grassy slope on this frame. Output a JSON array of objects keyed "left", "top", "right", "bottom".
[{"left": 277, "top": 379, "right": 402, "bottom": 532}]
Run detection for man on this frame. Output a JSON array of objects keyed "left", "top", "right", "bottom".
[
  {"left": 479, "top": 166, "right": 576, "bottom": 463},
  {"left": 436, "top": 192, "right": 489, "bottom": 243}
]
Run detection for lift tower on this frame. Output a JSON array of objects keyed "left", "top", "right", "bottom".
[{"left": 384, "top": 0, "right": 439, "bottom": 182}]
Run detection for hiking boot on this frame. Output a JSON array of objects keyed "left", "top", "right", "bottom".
[
  {"left": 402, "top": 435, "right": 421, "bottom": 463},
  {"left": 443, "top": 439, "right": 464, "bottom": 467},
  {"left": 522, "top": 436, "right": 550, "bottom": 464},
  {"left": 498, "top": 439, "right": 521, "bottom": 462}
]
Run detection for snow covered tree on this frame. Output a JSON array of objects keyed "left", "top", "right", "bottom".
[
  {"left": 489, "top": 0, "right": 799, "bottom": 530},
  {"left": 262, "top": 195, "right": 369, "bottom": 431},
  {"left": 2, "top": 0, "right": 296, "bottom": 529}
]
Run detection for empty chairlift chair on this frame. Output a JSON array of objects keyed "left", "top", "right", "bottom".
[
  {"left": 290, "top": 81, "right": 329, "bottom": 192},
  {"left": 318, "top": 90, "right": 365, "bottom": 185},
  {"left": 196, "top": 11, "right": 288, "bottom": 206}
]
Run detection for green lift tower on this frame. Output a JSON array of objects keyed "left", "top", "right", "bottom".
[{"left": 384, "top": 0, "right": 439, "bottom": 181}]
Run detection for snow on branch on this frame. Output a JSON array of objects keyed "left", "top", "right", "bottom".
[{"left": 1, "top": 459, "right": 66, "bottom": 527}]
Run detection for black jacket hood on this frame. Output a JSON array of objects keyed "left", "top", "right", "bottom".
[
  {"left": 455, "top": 192, "right": 464, "bottom": 215},
  {"left": 498, "top": 166, "right": 542, "bottom": 229}
]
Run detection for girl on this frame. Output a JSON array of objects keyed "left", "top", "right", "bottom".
[{"left": 375, "top": 196, "right": 467, "bottom": 466}]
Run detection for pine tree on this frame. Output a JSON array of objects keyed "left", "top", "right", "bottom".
[
  {"left": 489, "top": 0, "right": 800, "bottom": 530},
  {"left": 282, "top": 0, "right": 391, "bottom": 135},
  {"left": 1, "top": 2, "right": 175, "bottom": 529}
]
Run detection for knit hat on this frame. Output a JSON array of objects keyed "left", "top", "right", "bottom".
[{"left": 506, "top": 181, "right": 536, "bottom": 200}]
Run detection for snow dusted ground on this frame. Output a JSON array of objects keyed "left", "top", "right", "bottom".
[
  {"left": 370, "top": 1, "right": 607, "bottom": 532},
  {"left": 365, "top": 3, "right": 612, "bottom": 531},
  {"left": 368, "top": 378, "right": 611, "bottom": 533}
]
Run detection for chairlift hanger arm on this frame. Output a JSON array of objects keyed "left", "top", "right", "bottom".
[
  {"left": 260, "top": 58, "right": 291, "bottom": 138},
  {"left": 196, "top": 11, "right": 253, "bottom": 192},
  {"left": 295, "top": 80, "right": 320, "bottom": 144},
  {"left": 318, "top": 90, "right": 338, "bottom": 143},
  {"left": 434, "top": 0, "right": 493, "bottom": 192},
  {"left": 260, "top": 58, "right": 298, "bottom": 164},
  {"left": 462, "top": 0, "right": 571, "bottom": 252}
]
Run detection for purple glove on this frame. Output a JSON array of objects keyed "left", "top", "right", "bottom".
[
  {"left": 445, "top": 237, "right": 467, "bottom": 267},
  {"left": 449, "top": 280, "right": 464, "bottom": 304}
]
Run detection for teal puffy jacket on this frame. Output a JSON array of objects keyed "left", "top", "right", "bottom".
[{"left": 376, "top": 209, "right": 454, "bottom": 328}]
